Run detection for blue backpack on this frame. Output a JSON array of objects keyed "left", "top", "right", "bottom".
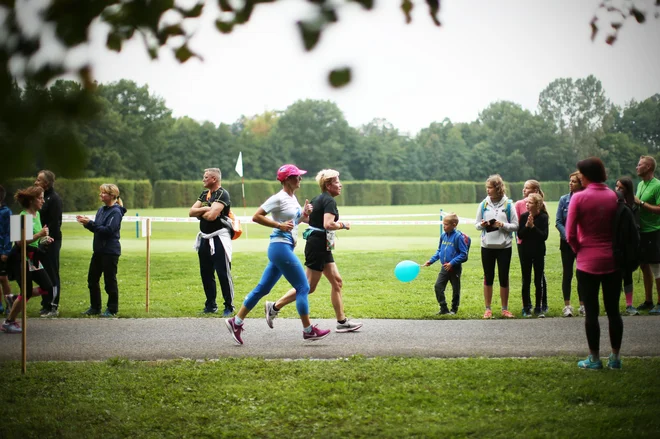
[{"left": 459, "top": 231, "right": 472, "bottom": 262}]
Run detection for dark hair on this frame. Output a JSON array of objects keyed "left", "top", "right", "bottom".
[
  {"left": 38, "top": 170, "right": 56, "bottom": 189},
  {"left": 14, "top": 186, "right": 44, "bottom": 209},
  {"left": 617, "top": 176, "right": 635, "bottom": 207},
  {"left": 577, "top": 157, "right": 607, "bottom": 183},
  {"left": 0, "top": 185, "right": 5, "bottom": 204}
]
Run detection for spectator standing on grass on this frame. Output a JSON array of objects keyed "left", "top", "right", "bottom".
[
  {"left": 424, "top": 212, "right": 469, "bottom": 315},
  {"left": 556, "top": 171, "right": 585, "bottom": 317},
  {"left": 265, "top": 169, "right": 362, "bottom": 333},
  {"left": 77, "top": 184, "right": 126, "bottom": 317},
  {"left": 615, "top": 176, "right": 641, "bottom": 316},
  {"left": 566, "top": 157, "right": 623, "bottom": 370},
  {"left": 189, "top": 168, "right": 235, "bottom": 317},
  {"left": 1, "top": 186, "right": 54, "bottom": 334},
  {"left": 225, "top": 164, "right": 331, "bottom": 345},
  {"left": 34, "top": 170, "right": 62, "bottom": 317},
  {"left": 0, "top": 185, "right": 13, "bottom": 314},
  {"left": 634, "top": 156, "right": 660, "bottom": 315},
  {"left": 475, "top": 174, "right": 519, "bottom": 319},
  {"left": 517, "top": 194, "right": 549, "bottom": 318},
  {"left": 514, "top": 180, "right": 548, "bottom": 314}
]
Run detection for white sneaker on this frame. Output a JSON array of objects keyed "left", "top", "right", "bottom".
[
  {"left": 336, "top": 319, "right": 363, "bottom": 333},
  {"left": 264, "top": 301, "right": 278, "bottom": 329},
  {"left": 626, "top": 305, "right": 640, "bottom": 316},
  {"left": 578, "top": 305, "right": 586, "bottom": 316},
  {"left": 562, "top": 305, "right": 574, "bottom": 317}
]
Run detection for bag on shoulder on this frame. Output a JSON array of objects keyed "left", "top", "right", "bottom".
[
  {"left": 460, "top": 231, "right": 472, "bottom": 262},
  {"left": 219, "top": 211, "right": 242, "bottom": 240},
  {"left": 612, "top": 198, "right": 640, "bottom": 272}
]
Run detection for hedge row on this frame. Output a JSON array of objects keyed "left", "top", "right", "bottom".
[{"left": 4, "top": 178, "right": 570, "bottom": 211}]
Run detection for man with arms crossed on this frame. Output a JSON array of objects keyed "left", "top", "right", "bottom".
[
  {"left": 634, "top": 156, "right": 660, "bottom": 314},
  {"left": 189, "top": 168, "right": 235, "bottom": 317}
]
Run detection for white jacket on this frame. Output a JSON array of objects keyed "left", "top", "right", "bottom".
[{"left": 475, "top": 196, "right": 519, "bottom": 249}]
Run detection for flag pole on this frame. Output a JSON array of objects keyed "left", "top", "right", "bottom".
[{"left": 235, "top": 151, "right": 247, "bottom": 239}]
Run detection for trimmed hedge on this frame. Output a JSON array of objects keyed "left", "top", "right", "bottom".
[{"left": 4, "top": 178, "right": 575, "bottom": 211}]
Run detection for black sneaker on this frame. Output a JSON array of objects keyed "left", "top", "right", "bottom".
[
  {"left": 438, "top": 306, "right": 451, "bottom": 315},
  {"left": 81, "top": 307, "right": 101, "bottom": 316},
  {"left": 450, "top": 308, "right": 458, "bottom": 315},
  {"left": 637, "top": 301, "right": 654, "bottom": 311},
  {"left": 39, "top": 307, "right": 51, "bottom": 316},
  {"left": 201, "top": 307, "right": 218, "bottom": 314}
]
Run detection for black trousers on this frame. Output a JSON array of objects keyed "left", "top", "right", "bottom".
[
  {"left": 434, "top": 265, "right": 462, "bottom": 310},
  {"left": 520, "top": 249, "right": 545, "bottom": 310},
  {"left": 560, "top": 240, "right": 582, "bottom": 302},
  {"left": 198, "top": 237, "right": 234, "bottom": 311},
  {"left": 87, "top": 253, "right": 119, "bottom": 313},
  {"left": 577, "top": 269, "right": 623, "bottom": 353},
  {"left": 41, "top": 239, "right": 61, "bottom": 310}
]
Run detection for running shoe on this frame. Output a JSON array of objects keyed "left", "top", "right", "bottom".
[
  {"left": 41, "top": 307, "right": 59, "bottom": 318},
  {"left": 336, "top": 320, "right": 363, "bottom": 333},
  {"left": 522, "top": 308, "right": 533, "bottom": 318},
  {"left": 225, "top": 317, "right": 244, "bottom": 345},
  {"left": 562, "top": 305, "right": 574, "bottom": 317},
  {"left": 649, "top": 304, "right": 660, "bottom": 315},
  {"left": 577, "top": 355, "right": 603, "bottom": 370},
  {"left": 637, "top": 301, "right": 654, "bottom": 311},
  {"left": 607, "top": 353, "right": 622, "bottom": 370},
  {"left": 81, "top": 307, "right": 101, "bottom": 316},
  {"left": 626, "top": 305, "right": 640, "bottom": 316},
  {"left": 100, "top": 309, "right": 117, "bottom": 318},
  {"left": 501, "top": 310, "right": 514, "bottom": 318},
  {"left": 303, "top": 325, "right": 330, "bottom": 341},
  {"left": 483, "top": 309, "right": 493, "bottom": 319},
  {"left": 265, "top": 301, "right": 278, "bottom": 329},
  {"left": 222, "top": 308, "right": 233, "bottom": 318},
  {"left": 578, "top": 305, "right": 586, "bottom": 316},
  {"left": 1, "top": 320, "right": 21, "bottom": 334}
]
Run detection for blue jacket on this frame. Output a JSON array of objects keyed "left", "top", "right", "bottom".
[
  {"left": 84, "top": 204, "right": 127, "bottom": 256},
  {"left": 556, "top": 193, "right": 571, "bottom": 242},
  {"left": 0, "top": 204, "right": 11, "bottom": 256},
  {"left": 428, "top": 229, "right": 469, "bottom": 267}
]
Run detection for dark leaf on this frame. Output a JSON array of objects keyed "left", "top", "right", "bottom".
[
  {"left": 0, "top": 0, "right": 15, "bottom": 7},
  {"left": 349, "top": 0, "right": 374, "bottom": 9},
  {"left": 322, "top": 5, "right": 338, "bottom": 23},
  {"left": 215, "top": 19, "right": 234, "bottom": 34},
  {"left": 426, "top": 0, "right": 441, "bottom": 26},
  {"left": 606, "top": 34, "right": 616, "bottom": 45},
  {"left": 176, "top": 3, "right": 204, "bottom": 18},
  {"left": 78, "top": 65, "right": 94, "bottom": 90},
  {"left": 32, "top": 64, "right": 66, "bottom": 86},
  {"left": 157, "top": 24, "right": 185, "bottom": 44},
  {"left": 631, "top": 7, "right": 646, "bottom": 23},
  {"left": 297, "top": 21, "right": 322, "bottom": 51},
  {"left": 148, "top": 46, "right": 159, "bottom": 59},
  {"left": 611, "top": 22, "right": 622, "bottom": 30},
  {"left": 175, "top": 44, "right": 194, "bottom": 63},
  {"left": 106, "top": 31, "right": 122, "bottom": 52},
  {"left": 590, "top": 18, "right": 598, "bottom": 41},
  {"left": 218, "top": 0, "right": 234, "bottom": 12},
  {"left": 401, "top": 0, "right": 413, "bottom": 24},
  {"left": 328, "top": 67, "right": 351, "bottom": 88}
]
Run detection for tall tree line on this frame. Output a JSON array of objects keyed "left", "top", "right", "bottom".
[{"left": 12, "top": 75, "right": 659, "bottom": 183}]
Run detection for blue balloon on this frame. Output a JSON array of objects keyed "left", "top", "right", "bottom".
[{"left": 394, "top": 260, "right": 420, "bottom": 283}]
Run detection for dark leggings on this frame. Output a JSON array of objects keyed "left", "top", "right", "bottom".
[
  {"left": 577, "top": 269, "right": 623, "bottom": 353},
  {"left": 560, "top": 240, "right": 582, "bottom": 302},
  {"left": 481, "top": 247, "right": 512, "bottom": 287},
  {"left": 519, "top": 250, "right": 545, "bottom": 309}
]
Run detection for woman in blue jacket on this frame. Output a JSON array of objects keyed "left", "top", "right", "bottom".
[
  {"left": 556, "top": 171, "right": 584, "bottom": 317},
  {"left": 76, "top": 184, "right": 126, "bottom": 317}
]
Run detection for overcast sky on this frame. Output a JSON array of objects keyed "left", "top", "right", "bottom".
[{"left": 79, "top": 0, "right": 660, "bottom": 135}]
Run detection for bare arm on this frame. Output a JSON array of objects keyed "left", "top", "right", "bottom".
[
  {"left": 189, "top": 200, "right": 210, "bottom": 218},
  {"left": 202, "top": 201, "right": 226, "bottom": 221},
  {"left": 253, "top": 207, "right": 293, "bottom": 232},
  {"left": 323, "top": 212, "right": 350, "bottom": 230}
]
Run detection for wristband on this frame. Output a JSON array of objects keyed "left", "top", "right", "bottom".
[
  {"left": 641, "top": 201, "right": 646, "bottom": 207},
  {"left": 338, "top": 222, "right": 344, "bottom": 230}
]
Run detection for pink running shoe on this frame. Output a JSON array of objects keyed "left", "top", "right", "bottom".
[
  {"left": 303, "top": 325, "right": 331, "bottom": 341},
  {"left": 501, "top": 310, "right": 515, "bottom": 318},
  {"left": 225, "top": 317, "right": 244, "bottom": 345},
  {"left": 483, "top": 309, "right": 493, "bottom": 319}
]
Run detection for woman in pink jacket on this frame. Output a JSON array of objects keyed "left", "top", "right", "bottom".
[{"left": 566, "top": 157, "right": 622, "bottom": 370}]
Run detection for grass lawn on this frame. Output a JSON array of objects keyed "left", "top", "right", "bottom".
[{"left": 3, "top": 203, "right": 657, "bottom": 438}]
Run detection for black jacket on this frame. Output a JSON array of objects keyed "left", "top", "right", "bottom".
[
  {"left": 84, "top": 203, "right": 127, "bottom": 256},
  {"left": 41, "top": 187, "right": 63, "bottom": 241},
  {"left": 518, "top": 211, "right": 549, "bottom": 255}
]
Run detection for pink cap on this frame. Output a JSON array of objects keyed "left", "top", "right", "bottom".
[{"left": 277, "top": 164, "right": 307, "bottom": 182}]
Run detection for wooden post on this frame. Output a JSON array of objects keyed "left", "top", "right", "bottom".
[
  {"left": 21, "top": 215, "right": 27, "bottom": 375},
  {"left": 145, "top": 218, "right": 151, "bottom": 313}
]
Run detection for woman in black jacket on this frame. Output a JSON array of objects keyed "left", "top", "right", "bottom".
[
  {"left": 76, "top": 184, "right": 126, "bottom": 317},
  {"left": 616, "top": 176, "right": 641, "bottom": 316}
]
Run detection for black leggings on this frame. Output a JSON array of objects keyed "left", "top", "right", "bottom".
[
  {"left": 560, "top": 240, "right": 582, "bottom": 302},
  {"left": 577, "top": 269, "right": 623, "bottom": 353},
  {"left": 481, "top": 247, "right": 512, "bottom": 287},
  {"left": 520, "top": 250, "right": 545, "bottom": 309}
]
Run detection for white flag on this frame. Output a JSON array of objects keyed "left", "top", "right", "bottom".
[{"left": 235, "top": 151, "right": 244, "bottom": 177}]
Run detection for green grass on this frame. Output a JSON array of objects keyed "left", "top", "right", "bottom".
[
  {"left": 33, "top": 202, "right": 641, "bottom": 319},
  {"left": 2, "top": 357, "right": 659, "bottom": 438}
]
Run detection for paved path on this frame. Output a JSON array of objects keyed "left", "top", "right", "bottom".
[{"left": 1, "top": 316, "right": 659, "bottom": 361}]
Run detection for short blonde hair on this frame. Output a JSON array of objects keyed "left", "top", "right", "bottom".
[
  {"left": 527, "top": 193, "right": 546, "bottom": 213},
  {"left": 641, "top": 156, "right": 656, "bottom": 173},
  {"left": 100, "top": 184, "right": 120, "bottom": 199},
  {"left": 315, "top": 169, "right": 340, "bottom": 192},
  {"left": 204, "top": 168, "right": 222, "bottom": 180},
  {"left": 443, "top": 212, "right": 459, "bottom": 226},
  {"left": 486, "top": 174, "right": 506, "bottom": 198}
]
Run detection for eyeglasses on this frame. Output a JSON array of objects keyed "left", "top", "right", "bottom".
[{"left": 290, "top": 175, "right": 302, "bottom": 181}]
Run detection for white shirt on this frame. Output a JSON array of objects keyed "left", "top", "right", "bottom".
[{"left": 261, "top": 190, "right": 303, "bottom": 245}]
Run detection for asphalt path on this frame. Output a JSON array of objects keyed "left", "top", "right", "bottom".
[{"left": 1, "top": 315, "right": 659, "bottom": 362}]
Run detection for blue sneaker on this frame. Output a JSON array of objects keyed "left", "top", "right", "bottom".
[
  {"left": 0, "top": 303, "right": 4, "bottom": 314},
  {"left": 607, "top": 354, "right": 622, "bottom": 370},
  {"left": 649, "top": 304, "right": 660, "bottom": 315},
  {"left": 521, "top": 308, "right": 533, "bottom": 318},
  {"left": 222, "top": 308, "right": 233, "bottom": 318},
  {"left": 577, "top": 355, "right": 603, "bottom": 370},
  {"left": 100, "top": 309, "right": 117, "bottom": 318}
]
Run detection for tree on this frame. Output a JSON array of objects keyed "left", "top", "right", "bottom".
[{"left": 614, "top": 94, "right": 660, "bottom": 151}]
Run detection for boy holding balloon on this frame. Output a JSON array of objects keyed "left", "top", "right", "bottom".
[{"left": 424, "top": 213, "right": 469, "bottom": 315}]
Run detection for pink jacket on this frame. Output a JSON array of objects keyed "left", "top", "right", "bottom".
[{"left": 566, "top": 183, "right": 618, "bottom": 274}]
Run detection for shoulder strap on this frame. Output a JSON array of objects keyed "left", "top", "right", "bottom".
[{"left": 505, "top": 200, "right": 512, "bottom": 222}]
